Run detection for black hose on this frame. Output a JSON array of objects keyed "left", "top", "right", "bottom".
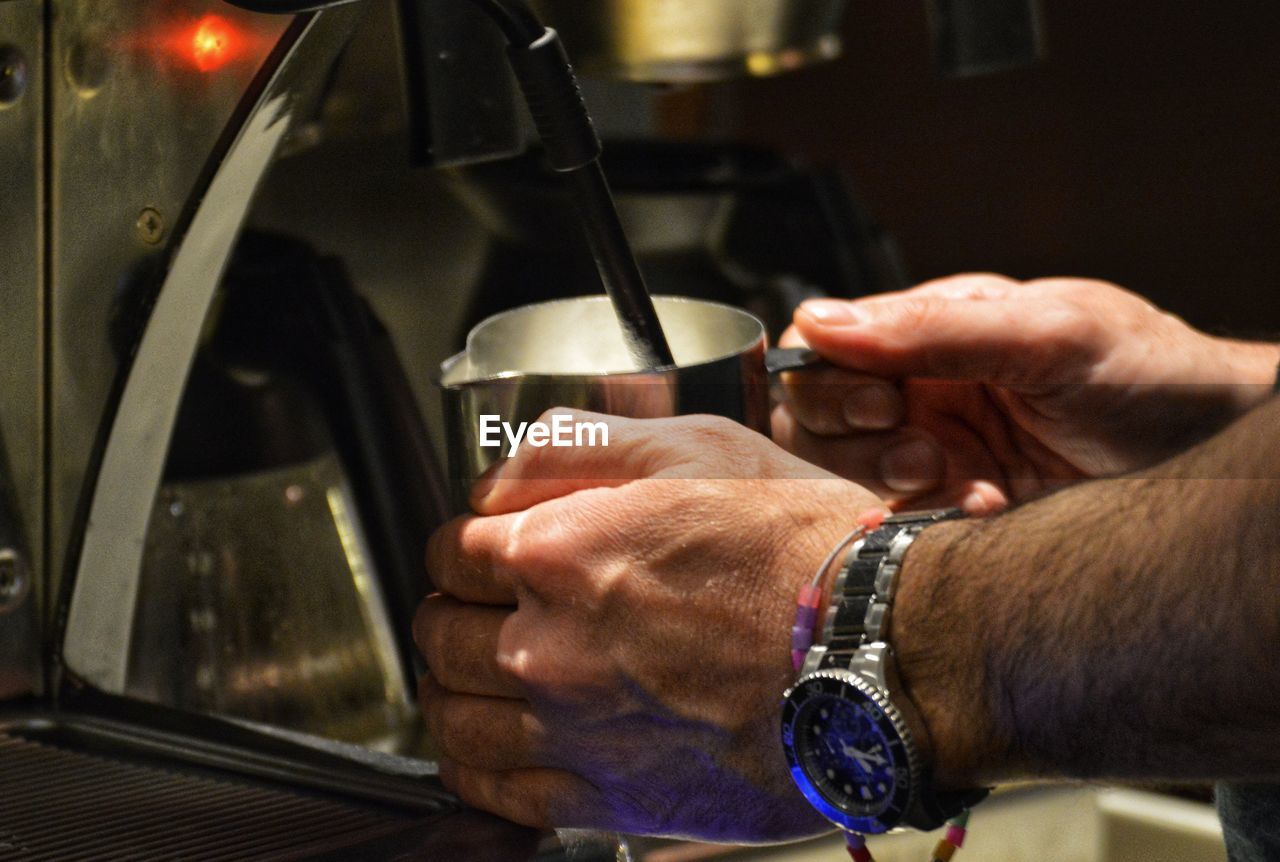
[
  {"left": 483, "top": 1, "right": 675, "bottom": 369},
  {"left": 566, "top": 164, "right": 675, "bottom": 369},
  {"left": 229, "top": 0, "right": 676, "bottom": 368},
  {"left": 469, "top": 0, "right": 543, "bottom": 45}
]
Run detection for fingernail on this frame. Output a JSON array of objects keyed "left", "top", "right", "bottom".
[
  {"left": 961, "top": 481, "right": 1008, "bottom": 517},
  {"left": 879, "top": 438, "right": 944, "bottom": 493},
  {"left": 842, "top": 384, "right": 903, "bottom": 430},
  {"left": 470, "top": 463, "right": 504, "bottom": 507},
  {"left": 799, "top": 299, "right": 865, "bottom": 327}
]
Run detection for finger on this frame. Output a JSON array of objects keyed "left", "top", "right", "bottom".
[
  {"left": 419, "top": 674, "right": 550, "bottom": 771},
  {"left": 470, "top": 409, "right": 679, "bottom": 516},
  {"left": 794, "top": 291, "right": 1102, "bottom": 384},
  {"left": 958, "top": 480, "right": 1008, "bottom": 516},
  {"left": 772, "top": 405, "right": 945, "bottom": 496},
  {"left": 414, "top": 595, "right": 523, "bottom": 698},
  {"left": 780, "top": 367, "right": 906, "bottom": 435},
  {"left": 893, "top": 477, "right": 1010, "bottom": 514},
  {"left": 778, "top": 324, "right": 808, "bottom": 348},
  {"left": 428, "top": 515, "right": 521, "bottom": 604},
  {"left": 779, "top": 274, "right": 1017, "bottom": 346},
  {"left": 472, "top": 412, "right": 768, "bottom": 515},
  {"left": 782, "top": 308, "right": 910, "bottom": 434},
  {"left": 439, "top": 760, "right": 599, "bottom": 830},
  {"left": 431, "top": 502, "right": 597, "bottom": 606},
  {"left": 893, "top": 272, "right": 1020, "bottom": 301}
]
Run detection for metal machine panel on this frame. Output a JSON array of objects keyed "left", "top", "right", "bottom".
[
  {"left": 0, "top": 0, "right": 44, "bottom": 700},
  {"left": 60, "top": 6, "right": 366, "bottom": 698},
  {"left": 46, "top": 0, "right": 290, "bottom": 610}
]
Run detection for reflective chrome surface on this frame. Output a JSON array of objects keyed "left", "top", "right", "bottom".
[
  {"left": 127, "top": 452, "right": 414, "bottom": 747},
  {"left": 47, "top": 1, "right": 291, "bottom": 612},
  {"left": 63, "top": 6, "right": 364, "bottom": 694},
  {"left": 0, "top": 0, "right": 44, "bottom": 700},
  {"left": 441, "top": 296, "right": 770, "bottom": 503},
  {"left": 529, "top": 0, "right": 849, "bottom": 82}
]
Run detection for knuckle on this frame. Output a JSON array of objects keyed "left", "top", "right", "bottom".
[
  {"left": 683, "top": 414, "right": 748, "bottom": 448},
  {"left": 457, "top": 516, "right": 505, "bottom": 571},
  {"left": 497, "top": 644, "right": 547, "bottom": 690},
  {"left": 891, "top": 296, "right": 943, "bottom": 332},
  {"left": 503, "top": 509, "right": 592, "bottom": 596},
  {"left": 496, "top": 511, "right": 546, "bottom": 572},
  {"left": 1042, "top": 303, "right": 1106, "bottom": 357},
  {"left": 497, "top": 637, "right": 579, "bottom": 696},
  {"left": 951, "top": 272, "right": 1018, "bottom": 297}
]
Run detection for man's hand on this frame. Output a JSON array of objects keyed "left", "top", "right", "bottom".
[
  {"left": 774, "top": 274, "right": 1279, "bottom": 510},
  {"left": 417, "top": 411, "right": 884, "bottom": 841}
]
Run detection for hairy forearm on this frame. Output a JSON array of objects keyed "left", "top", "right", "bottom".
[{"left": 895, "top": 394, "right": 1280, "bottom": 787}]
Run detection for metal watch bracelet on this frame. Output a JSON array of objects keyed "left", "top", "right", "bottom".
[{"left": 816, "top": 509, "right": 964, "bottom": 671}]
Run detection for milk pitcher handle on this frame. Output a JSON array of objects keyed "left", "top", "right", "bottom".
[{"left": 764, "top": 347, "right": 830, "bottom": 375}]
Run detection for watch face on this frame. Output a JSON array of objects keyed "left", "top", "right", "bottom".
[{"left": 781, "top": 671, "right": 914, "bottom": 833}]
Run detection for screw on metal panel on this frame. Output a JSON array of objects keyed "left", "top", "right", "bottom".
[
  {"left": 0, "top": 45, "right": 29, "bottom": 108},
  {"left": 0, "top": 548, "right": 27, "bottom": 611},
  {"left": 136, "top": 208, "right": 166, "bottom": 245}
]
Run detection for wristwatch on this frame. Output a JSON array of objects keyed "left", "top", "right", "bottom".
[{"left": 781, "top": 509, "right": 987, "bottom": 834}]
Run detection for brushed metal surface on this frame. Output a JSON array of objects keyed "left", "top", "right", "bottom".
[
  {"left": 126, "top": 453, "right": 415, "bottom": 747},
  {"left": 440, "top": 296, "right": 770, "bottom": 505},
  {"left": 0, "top": 0, "right": 44, "bottom": 701},
  {"left": 46, "top": 0, "right": 291, "bottom": 615},
  {"left": 62, "top": 6, "right": 363, "bottom": 695}
]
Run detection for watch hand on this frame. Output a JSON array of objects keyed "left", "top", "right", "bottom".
[{"left": 840, "top": 742, "right": 888, "bottom": 771}]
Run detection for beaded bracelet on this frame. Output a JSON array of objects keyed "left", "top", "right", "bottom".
[
  {"left": 790, "top": 509, "right": 887, "bottom": 670},
  {"left": 843, "top": 810, "right": 970, "bottom": 862}
]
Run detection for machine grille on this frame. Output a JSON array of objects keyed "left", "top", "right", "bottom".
[{"left": 0, "top": 733, "right": 424, "bottom": 861}]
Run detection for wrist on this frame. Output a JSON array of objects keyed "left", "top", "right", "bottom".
[
  {"left": 890, "top": 518, "right": 1014, "bottom": 788},
  {"left": 1209, "top": 337, "right": 1280, "bottom": 412}
]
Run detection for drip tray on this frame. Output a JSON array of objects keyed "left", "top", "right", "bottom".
[{"left": 0, "top": 710, "right": 546, "bottom": 861}]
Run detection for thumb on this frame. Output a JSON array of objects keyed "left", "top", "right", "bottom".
[
  {"left": 470, "top": 410, "right": 678, "bottom": 515},
  {"left": 794, "top": 295, "right": 1101, "bottom": 385}
]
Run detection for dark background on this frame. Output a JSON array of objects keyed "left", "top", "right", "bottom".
[{"left": 717, "top": 0, "right": 1280, "bottom": 338}]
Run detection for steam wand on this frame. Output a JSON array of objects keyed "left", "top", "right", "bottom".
[{"left": 469, "top": 0, "right": 677, "bottom": 370}]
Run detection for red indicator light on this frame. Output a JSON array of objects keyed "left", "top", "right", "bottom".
[
  {"left": 189, "top": 15, "right": 238, "bottom": 72},
  {"left": 111, "top": 14, "right": 281, "bottom": 75}
]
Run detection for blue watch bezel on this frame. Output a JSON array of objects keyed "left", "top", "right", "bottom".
[{"left": 781, "top": 669, "right": 917, "bottom": 834}]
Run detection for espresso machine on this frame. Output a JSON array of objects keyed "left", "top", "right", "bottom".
[{"left": 0, "top": 0, "right": 1042, "bottom": 858}]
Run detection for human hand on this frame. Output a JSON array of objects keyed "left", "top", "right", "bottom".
[
  {"left": 417, "top": 411, "right": 885, "bottom": 841},
  {"left": 774, "top": 274, "right": 1279, "bottom": 509}
]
